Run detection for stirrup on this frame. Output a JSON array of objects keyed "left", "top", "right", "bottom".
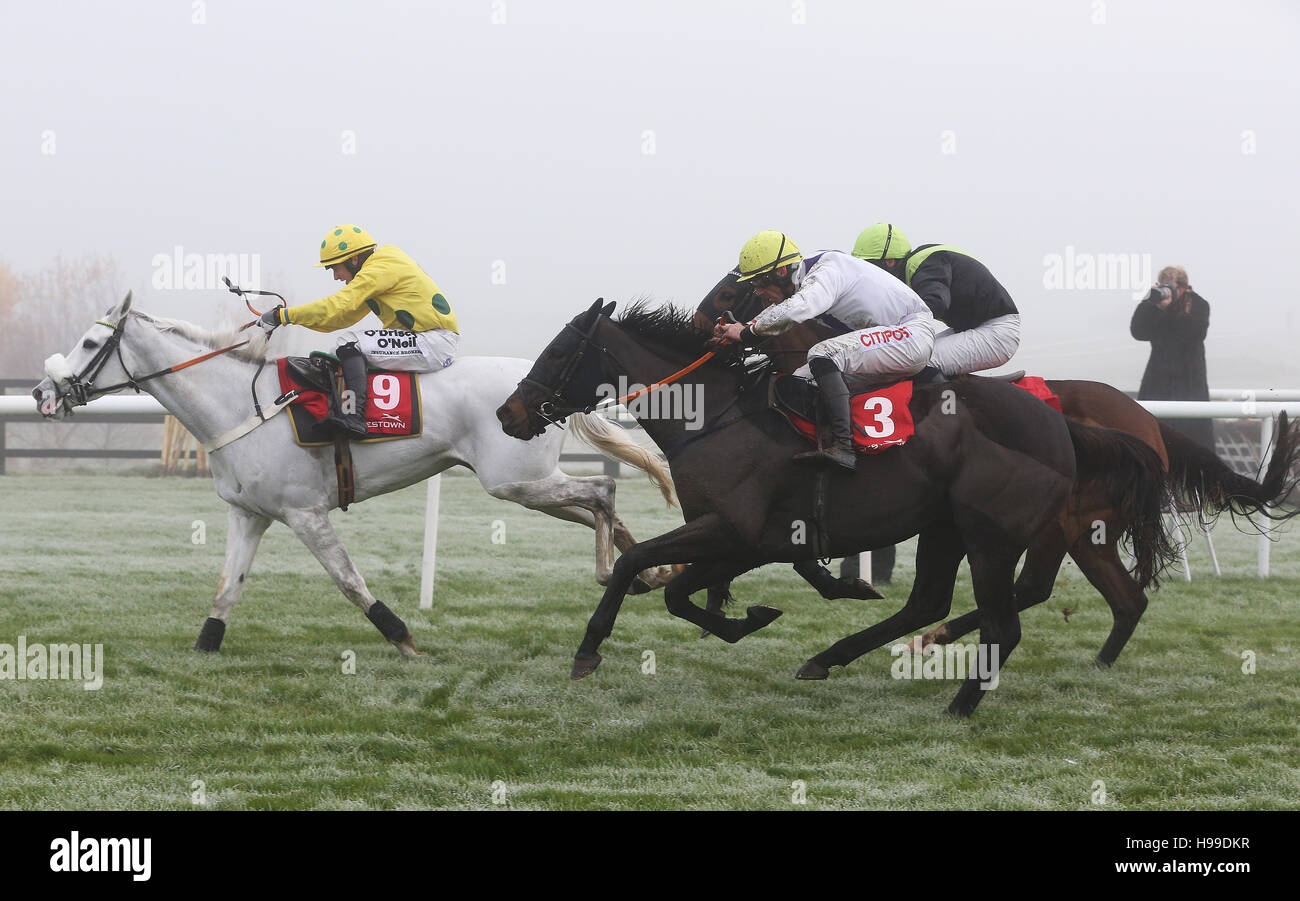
[
  {"left": 327, "top": 414, "right": 369, "bottom": 440},
  {"left": 793, "top": 445, "right": 855, "bottom": 471}
]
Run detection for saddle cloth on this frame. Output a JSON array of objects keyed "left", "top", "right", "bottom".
[
  {"left": 276, "top": 355, "right": 423, "bottom": 447},
  {"left": 772, "top": 372, "right": 1062, "bottom": 454}
]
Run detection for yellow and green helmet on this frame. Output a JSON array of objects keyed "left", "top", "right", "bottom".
[
  {"left": 737, "top": 230, "right": 803, "bottom": 282},
  {"left": 852, "top": 223, "right": 911, "bottom": 261},
  {"left": 315, "top": 224, "right": 378, "bottom": 267}
]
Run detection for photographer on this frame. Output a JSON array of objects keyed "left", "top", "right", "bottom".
[{"left": 1130, "top": 265, "right": 1213, "bottom": 450}]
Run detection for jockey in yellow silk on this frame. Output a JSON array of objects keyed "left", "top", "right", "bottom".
[{"left": 259, "top": 225, "right": 459, "bottom": 437}]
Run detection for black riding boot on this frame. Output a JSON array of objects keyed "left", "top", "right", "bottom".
[
  {"left": 326, "top": 343, "right": 370, "bottom": 439},
  {"left": 793, "top": 357, "right": 855, "bottom": 471}
]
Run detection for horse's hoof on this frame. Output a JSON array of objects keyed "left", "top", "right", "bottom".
[
  {"left": 745, "top": 605, "right": 783, "bottom": 631},
  {"left": 640, "top": 566, "right": 675, "bottom": 590},
  {"left": 699, "top": 627, "right": 713, "bottom": 639},
  {"left": 795, "top": 660, "right": 829, "bottom": 680},
  {"left": 905, "top": 635, "right": 937, "bottom": 656},
  {"left": 1093, "top": 656, "right": 1115, "bottom": 669},
  {"left": 628, "top": 577, "right": 653, "bottom": 595},
  {"left": 396, "top": 638, "right": 423, "bottom": 658},
  {"left": 571, "top": 653, "right": 602, "bottom": 680},
  {"left": 847, "top": 578, "right": 885, "bottom": 600}
]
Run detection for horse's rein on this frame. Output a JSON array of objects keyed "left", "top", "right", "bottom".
[
  {"left": 75, "top": 317, "right": 253, "bottom": 401},
  {"left": 606, "top": 314, "right": 741, "bottom": 406},
  {"left": 613, "top": 351, "right": 716, "bottom": 406}
]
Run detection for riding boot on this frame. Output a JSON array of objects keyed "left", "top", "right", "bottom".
[
  {"left": 912, "top": 364, "right": 946, "bottom": 386},
  {"left": 326, "top": 343, "right": 371, "bottom": 439},
  {"left": 793, "top": 357, "right": 855, "bottom": 471}
]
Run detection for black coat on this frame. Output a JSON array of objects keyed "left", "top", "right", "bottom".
[{"left": 1130, "top": 289, "right": 1213, "bottom": 449}]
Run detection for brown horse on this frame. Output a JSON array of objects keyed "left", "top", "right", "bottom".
[
  {"left": 697, "top": 272, "right": 1300, "bottom": 667},
  {"left": 499, "top": 300, "right": 1179, "bottom": 716}
]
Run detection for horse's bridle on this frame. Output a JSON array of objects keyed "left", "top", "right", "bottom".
[
  {"left": 517, "top": 313, "right": 616, "bottom": 428},
  {"left": 48, "top": 313, "right": 251, "bottom": 413},
  {"left": 57, "top": 316, "right": 141, "bottom": 409}
]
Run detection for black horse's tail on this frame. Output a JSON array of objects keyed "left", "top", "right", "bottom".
[
  {"left": 1066, "top": 419, "right": 1180, "bottom": 590},
  {"left": 1160, "top": 412, "right": 1300, "bottom": 527}
]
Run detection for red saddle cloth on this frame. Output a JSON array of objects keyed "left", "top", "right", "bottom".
[
  {"left": 789, "top": 380, "right": 917, "bottom": 453},
  {"left": 275, "top": 358, "right": 422, "bottom": 445},
  {"left": 1011, "top": 375, "right": 1063, "bottom": 412},
  {"left": 786, "top": 374, "right": 1063, "bottom": 454}
]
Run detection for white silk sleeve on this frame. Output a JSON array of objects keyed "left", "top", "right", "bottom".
[{"left": 750, "top": 265, "right": 842, "bottom": 336}]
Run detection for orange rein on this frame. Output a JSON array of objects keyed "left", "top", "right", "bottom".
[
  {"left": 164, "top": 338, "right": 253, "bottom": 374},
  {"left": 615, "top": 351, "right": 716, "bottom": 405}
]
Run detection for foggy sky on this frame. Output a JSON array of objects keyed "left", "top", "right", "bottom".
[{"left": 4, "top": 0, "right": 1297, "bottom": 388}]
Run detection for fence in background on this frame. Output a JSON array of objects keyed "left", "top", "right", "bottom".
[
  {"left": 0, "top": 381, "right": 625, "bottom": 476},
  {"left": 3, "top": 382, "right": 1297, "bottom": 596}
]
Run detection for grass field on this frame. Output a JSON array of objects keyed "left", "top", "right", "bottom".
[{"left": 0, "top": 470, "right": 1296, "bottom": 810}]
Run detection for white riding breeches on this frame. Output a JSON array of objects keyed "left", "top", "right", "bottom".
[
  {"left": 343, "top": 328, "right": 460, "bottom": 372},
  {"left": 929, "top": 313, "right": 1021, "bottom": 377},
  {"left": 794, "top": 314, "right": 937, "bottom": 380}
]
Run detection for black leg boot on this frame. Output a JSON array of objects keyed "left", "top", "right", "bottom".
[
  {"left": 793, "top": 357, "right": 855, "bottom": 471},
  {"left": 326, "top": 343, "right": 370, "bottom": 439}
]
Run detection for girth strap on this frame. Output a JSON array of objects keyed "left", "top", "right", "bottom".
[{"left": 334, "top": 435, "right": 356, "bottom": 511}]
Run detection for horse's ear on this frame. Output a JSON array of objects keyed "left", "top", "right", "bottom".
[
  {"left": 601, "top": 300, "right": 617, "bottom": 318},
  {"left": 105, "top": 290, "right": 133, "bottom": 320},
  {"left": 587, "top": 298, "right": 604, "bottom": 316}
]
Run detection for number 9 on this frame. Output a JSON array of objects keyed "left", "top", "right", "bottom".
[{"left": 373, "top": 374, "right": 401, "bottom": 410}]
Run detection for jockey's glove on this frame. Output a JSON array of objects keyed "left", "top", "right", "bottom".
[{"left": 258, "top": 309, "right": 284, "bottom": 334}]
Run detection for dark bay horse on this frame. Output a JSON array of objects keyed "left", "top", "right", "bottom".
[
  {"left": 498, "top": 299, "right": 1173, "bottom": 716},
  {"left": 697, "top": 271, "right": 1300, "bottom": 666}
]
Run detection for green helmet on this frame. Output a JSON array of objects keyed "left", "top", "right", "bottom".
[{"left": 852, "top": 223, "right": 911, "bottom": 261}]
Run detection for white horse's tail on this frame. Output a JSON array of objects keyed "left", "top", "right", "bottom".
[{"left": 569, "top": 413, "right": 678, "bottom": 509}]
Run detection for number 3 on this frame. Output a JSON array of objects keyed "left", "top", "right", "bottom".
[
  {"left": 373, "top": 375, "right": 401, "bottom": 410},
  {"left": 861, "top": 396, "right": 895, "bottom": 438}
]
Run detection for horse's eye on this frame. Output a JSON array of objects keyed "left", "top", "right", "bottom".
[{"left": 82, "top": 339, "right": 98, "bottom": 350}]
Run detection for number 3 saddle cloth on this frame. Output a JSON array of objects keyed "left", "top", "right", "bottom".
[{"left": 773, "top": 372, "right": 1061, "bottom": 454}]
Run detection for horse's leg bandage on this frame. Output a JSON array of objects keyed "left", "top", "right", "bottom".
[
  {"left": 365, "top": 601, "right": 411, "bottom": 643},
  {"left": 194, "top": 617, "right": 226, "bottom": 652}
]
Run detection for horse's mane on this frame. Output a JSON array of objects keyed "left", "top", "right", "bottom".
[
  {"left": 135, "top": 311, "right": 274, "bottom": 364},
  {"left": 615, "top": 300, "right": 714, "bottom": 359}
]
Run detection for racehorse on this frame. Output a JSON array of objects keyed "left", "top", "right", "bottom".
[
  {"left": 32, "top": 293, "right": 676, "bottom": 657},
  {"left": 695, "top": 272, "right": 1300, "bottom": 667},
  {"left": 498, "top": 299, "right": 1174, "bottom": 716}
]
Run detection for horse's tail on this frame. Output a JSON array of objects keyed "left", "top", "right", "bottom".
[
  {"left": 1066, "top": 418, "right": 1180, "bottom": 590},
  {"left": 1160, "top": 413, "right": 1300, "bottom": 526},
  {"left": 569, "top": 412, "right": 678, "bottom": 508}
]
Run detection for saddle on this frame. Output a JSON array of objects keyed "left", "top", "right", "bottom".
[
  {"left": 276, "top": 353, "right": 423, "bottom": 446},
  {"left": 275, "top": 353, "right": 424, "bottom": 512},
  {"left": 767, "top": 369, "right": 1060, "bottom": 453},
  {"left": 283, "top": 353, "right": 337, "bottom": 396},
  {"left": 770, "top": 372, "right": 918, "bottom": 455},
  {"left": 771, "top": 371, "right": 906, "bottom": 426}
]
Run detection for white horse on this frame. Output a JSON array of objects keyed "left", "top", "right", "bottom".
[{"left": 32, "top": 293, "right": 675, "bottom": 657}]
